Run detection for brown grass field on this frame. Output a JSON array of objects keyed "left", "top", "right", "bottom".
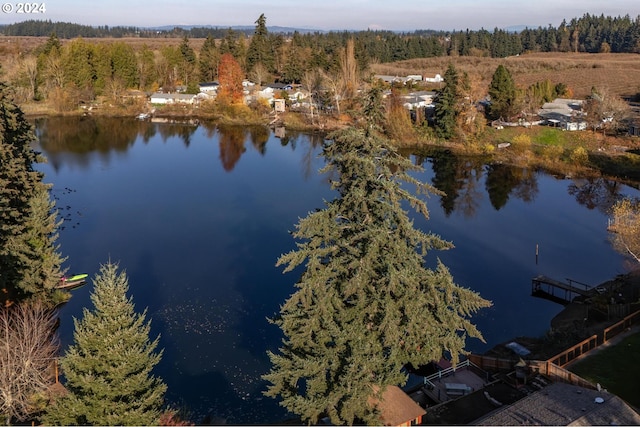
[
  {"left": 372, "top": 52, "right": 640, "bottom": 100},
  {"left": 2, "top": 36, "right": 640, "bottom": 100}
]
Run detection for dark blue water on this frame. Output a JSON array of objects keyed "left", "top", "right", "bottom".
[{"left": 32, "top": 117, "right": 639, "bottom": 424}]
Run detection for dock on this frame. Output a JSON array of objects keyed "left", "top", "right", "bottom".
[{"left": 531, "top": 275, "right": 591, "bottom": 305}]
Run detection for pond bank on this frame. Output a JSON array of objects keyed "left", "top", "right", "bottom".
[{"left": 483, "top": 269, "right": 640, "bottom": 362}]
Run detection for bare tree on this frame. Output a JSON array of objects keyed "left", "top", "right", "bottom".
[
  {"left": 584, "top": 88, "right": 632, "bottom": 136},
  {"left": 44, "top": 54, "right": 65, "bottom": 92},
  {"left": 249, "top": 62, "right": 270, "bottom": 87},
  {"left": 105, "top": 77, "right": 126, "bottom": 103},
  {"left": 321, "top": 70, "right": 345, "bottom": 116},
  {"left": 301, "top": 68, "right": 324, "bottom": 121},
  {"left": 20, "top": 56, "right": 38, "bottom": 100},
  {"left": 609, "top": 198, "right": 640, "bottom": 264},
  {"left": 0, "top": 302, "right": 59, "bottom": 425}
]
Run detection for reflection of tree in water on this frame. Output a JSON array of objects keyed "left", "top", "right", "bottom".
[
  {"left": 428, "top": 151, "right": 460, "bottom": 216},
  {"left": 33, "top": 116, "right": 147, "bottom": 172},
  {"left": 249, "top": 126, "right": 269, "bottom": 155},
  {"left": 427, "top": 151, "right": 485, "bottom": 218},
  {"left": 157, "top": 123, "right": 198, "bottom": 147},
  {"left": 568, "top": 177, "right": 624, "bottom": 214},
  {"left": 455, "top": 161, "right": 484, "bottom": 218},
  {"left": 218, "top": 125, "right": 247, "bottom": 172},
  {"left": 485, "top": 164, "right": 539, "bottom": 210},
  {"left": 35, "top": 116, "right": 141, "bottom": 153}
]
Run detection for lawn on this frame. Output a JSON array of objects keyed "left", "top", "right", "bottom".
[{"left": 569, "top": 331, "right": 640, "bottom": 409}]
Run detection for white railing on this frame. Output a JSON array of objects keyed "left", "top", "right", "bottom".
[{"left": 422, "top": 359, "right": 478, "bottom": 388}]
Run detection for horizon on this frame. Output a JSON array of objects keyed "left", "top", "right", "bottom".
[{"left": 0, "top": 1, "right": 638, "bottom": 32}]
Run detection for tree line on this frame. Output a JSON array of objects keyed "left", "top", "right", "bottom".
[{"left": 3, "top": 13, "right": 640, "bottom": 58}]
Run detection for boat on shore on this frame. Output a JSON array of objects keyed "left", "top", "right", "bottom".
[{"left": 57, "top": 273, "right": 88, "bottom": 290}]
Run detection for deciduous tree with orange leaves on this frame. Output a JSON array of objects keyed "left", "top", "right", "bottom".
[{"left": 217, "top": 53, "right": 244, "bottom": 105}]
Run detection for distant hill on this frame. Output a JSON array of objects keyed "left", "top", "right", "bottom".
[
  {"left": 0, "top": 19, "right": 324, "bottom": 38},
  {"left": 150, "top": 24, "right": 324, "bottom": 34}
]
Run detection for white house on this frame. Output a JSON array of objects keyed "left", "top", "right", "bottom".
[
  {"left": 150, "top": 93, "right": 197, "bottom": 105},
  {"left": 402, "top": 91, "right": 436, "bottom": 110},
  {"left": 538, "top": 98, "right": 586, "bottom": 131},
  {"left": 198, "top": 82, "right": 219, "bottom": 94},
  {"left": 424, "top": 74, "right": 444, "bottom": 83}
]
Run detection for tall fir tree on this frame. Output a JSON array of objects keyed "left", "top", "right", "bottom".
[
  {"left": 0, "top": 78, "right": 65, "bottom": 305},
  {"left": 487, "top": 64, "right": 518, "bottom": 121},
  {"left": 199, "top": 35, "right": 220, "bottom": 82},
  {"left": 264, "top": 91, "right": 491, "bottom": 425},
  {"left": 433, "top": 63, "right": 460, "bottom": 139},
  {"left": 246, "top": 13, "right": 274, "bottom": 73},
  {"left": 43, "top": 262, "right": 166, "bottom": 426}
]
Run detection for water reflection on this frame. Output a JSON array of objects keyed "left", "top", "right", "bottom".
[
  {"left": 218, "top": 125, "right": 247, "bottom": 172},
  {"left": 568, "top": 177, "right": 624, "bottom": 214},
  {"left": 30, "top": 116, "right": 640, "bottom": 424}
]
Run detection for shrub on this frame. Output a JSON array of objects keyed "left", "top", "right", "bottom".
[{"left": 570, "top": 146, "right": 589, "bottom": 165}]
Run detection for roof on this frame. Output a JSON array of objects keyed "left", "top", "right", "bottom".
[
  {"left": 150, "top": 93, "right": 196, "bottom": 100},
  {"left": 368, "top": 385, "right": 426, "bottom": 426},
  {"left": 476, "top": 382, "right": 640, "bottom": 426}
]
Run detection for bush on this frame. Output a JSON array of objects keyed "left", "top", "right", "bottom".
[
  {"left": 483, "top": 143, "right": 496, "bottom": 154},
  {"left": 512, "top": 133, "right": 532, "bottom": 147},
  {"left": 570, "top": 146, "right": 589, "bottom": 165}
]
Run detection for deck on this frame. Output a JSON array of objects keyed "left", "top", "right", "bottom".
[
  {"left": 531, "top": 275, "right": 592, "bottom": 305},
  {"left": 415, "top": 360, "right": 490, "bottom": 405}
]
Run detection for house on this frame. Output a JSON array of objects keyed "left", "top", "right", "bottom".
[
  {"left": 475, "top": 382, "right": 640, "bottom": 426},
  {"left": 198, "top": 82, "right": 219, "bottom": 94},
  {"left": 368, "top": 385, "right": 426, "bottom": 426},
  {"left": 150, "top": 92, "right": 197, "bottom": 105},
  {"left": 266, "top": 83, "right": 293, "bottom": 91},
  {"left": 374, "top": 75, "right": 414, "bottom": 85},
  {"left": 538, "top": 98, "right": 587, "bottom": 131},
  {"left": 424, "top": 74, "right": 444, "bottom": 83},
  {"left": 402, "top": 91, "right": 436, "bottom": 110}
]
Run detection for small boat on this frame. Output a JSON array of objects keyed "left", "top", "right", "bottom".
[{"left": 57, "top": 273, "right": 88, "bottom": 290}]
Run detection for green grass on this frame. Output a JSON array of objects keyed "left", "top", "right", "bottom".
[
  {"left": 533, "top": 128, "right": 566, "bottom": 146},
  {"left": 569, "top": 332, "right": 640, "bottom": 409}
]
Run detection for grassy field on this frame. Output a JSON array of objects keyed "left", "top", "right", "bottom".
[
  {"left": 569, "top": 331, "right": 640, "bottom": 409},
  {"left": 371, "top": 52, "right": 640, "bottom": 100}
]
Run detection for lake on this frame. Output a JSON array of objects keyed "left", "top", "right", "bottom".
[{"left": 31, "top": 116, "right": 640, "bottom": 424}]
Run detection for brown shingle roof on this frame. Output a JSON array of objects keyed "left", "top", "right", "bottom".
[{"left": 369, "top": 385, "right": 426, "bottom": 426}]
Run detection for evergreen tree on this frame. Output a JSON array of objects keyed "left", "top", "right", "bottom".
[
  {"left": 110, "top": 42, "right": 139, "bottom": 89},
  {"left": 44, "top": 262, "right": 167, "bottom": 426},
  {"left": 0, "top": 79, "right": 64, "bottom": 305},
  {"left": 137, "top": 44, "right": 157, "bottom": 91},
  {"left": 263, "top": 95, "right": 490, "bottom": 425},
  {"left": 246, "top": 13, "right": 274, "bottom": 72},
  {"left": 433, "top": 63, "right": 460, "bottom": 139},
  {"left": 487, "top": 64, "right": 518, "bottom": 121},
  {"left": 178, "top": 36, "right": 197, "bottom": 88},
  {"left": 199, "top": 35, "right": 220, "bottom": 82}
]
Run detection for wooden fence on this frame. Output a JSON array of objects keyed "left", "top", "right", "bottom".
[
  {"left": 547, "top": 334, "right": 599, "bottom": 367},
  {"left": 549, "top": 309, "right": 640, "bottom": 367},
  {"left": 466, "top": 309, "right": 640, "bottom": 390},
  {"left": 529, "top": 360, "right": 596, "bottom": 390}
]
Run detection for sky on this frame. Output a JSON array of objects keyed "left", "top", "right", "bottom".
[{"left": 1, "top": 0, "right": 639, "bottom": 31}]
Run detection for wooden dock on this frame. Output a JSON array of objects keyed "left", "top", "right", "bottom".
[{"left": 531, "top": 275, "right": 591, "bottom": 305}]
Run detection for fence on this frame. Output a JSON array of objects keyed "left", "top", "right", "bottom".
[
  {"left": 465, "top": 309, "right": 640, "bottom": 390},
  {"left": 467, "top": 354, "right": 515, "bottom": 372},
  {"left": 546, "top": 309, "right": 640, "bottom": 367},
  {"left": 547, "top": 334, "right": 599, "bottom": 367},
  {"left": 529, "top": 360, "right": 596, "bottom": 390}
]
